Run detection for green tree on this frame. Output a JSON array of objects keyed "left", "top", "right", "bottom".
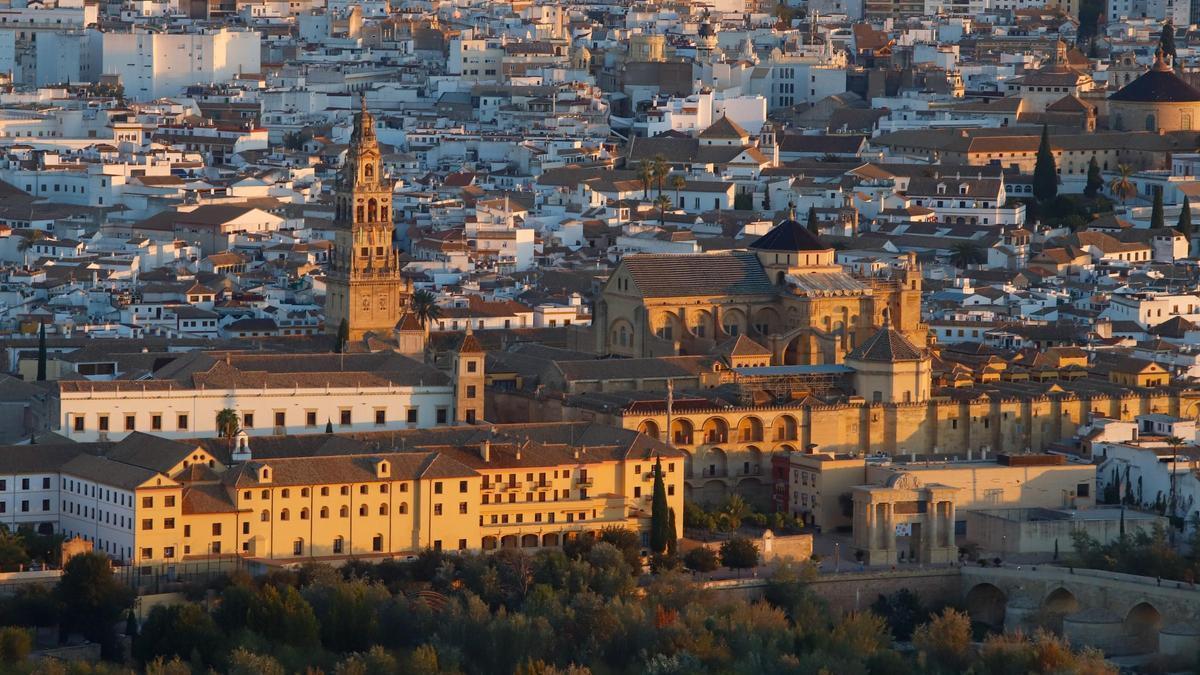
[
  {"left": 651, "top": 155, "right": 668, "bottom": 197},
  {"left": 1178, "top": 196, "right": 1192, "bottom": 251},
  {"left": 0, "top": 529, "right": 29, "bottom": 571},
  {"left": 0, "top": 626, "right": 31, "bottom": 665},
  {"left": 227, "top": 649, "right": 285, "bottom": 675},
  {"left": 410, "top": 289, "right": 442, "bottom": 328},
  {"left": 683, "top": 546, "right": 719, "bottom": 572},
  {"left": 870, "top": 589, "right": 925, "bottom": 641},
  {"left": 16, "top": 230, "right": 45, "bottom": 268},
  {"left": 133, "top": 603, "right": 222, "bottom": 667},
  {"left": 1084, "top": 156, "right": 1102, "bottom": 198},
  {"left": 246, "top": 584, "right": 320, "bottom": 648},
  {"left": 36, "top": 323, "right": 46, "bottom": 382},
  {"left": 949, "top": 242, "right": 986, "bottom": 269},
  {"left": 655, "top": 193, "right": 673, "bottom": 226},
  {"left": 216, "top": 408, "right": 240, "bottom": 445},
  {"left": 1160, "top": 19, "right": 1177, "bottom": 61},
  {"left": 335, "top": 318, "right": 349, "bottom": 353},
  {"left": 912, "top": 608, "right": 973, "bottom": 673},
  {"left": 762, "top": 183, "right": 771, "bottom": 212},
  {"left": 806, "top": 204, "right": 819, "bottom": 236},
  {"left": 718, "top": 537, "right": 759, "bottom": 574},
  {"left": 1151, "top": 189, "right": 1165, "bottom": 229},
  {"left": 1033, "top": 124, "right": 1058, "bottom": 202},
  {"left": 650, "top": 457, "right": 671, "bottom": 555},
  {"left": 56, "top": 552, "right": 132, "bottom": 659},
  {"left": 1109, "top": 164, "right": 1136, "bottom": 203},
  {"left": 637, "top": 161, "right": 653, "bottom": 200},
  {"left": 671, "top": 174, "right": 686, "bottom": 209},
  {"left": 829, "top": 611, "right": 891, "bottom": 657}
]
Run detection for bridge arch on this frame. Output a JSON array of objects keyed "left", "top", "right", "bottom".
[
  {"left": 1041, "top": 587, "right": 1080, "bottom": 635},
  {"left": 1124, "top": 601, "right": 1163, "bottom": 654},
  {"left": 965, "top": 582, "right": 1007, "bottom": 631}
]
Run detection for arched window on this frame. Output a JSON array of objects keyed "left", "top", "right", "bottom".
[
  {"left": 356, "top": 204, "right": 364, "bottom": 221},
  {"left": 364, "top": 163, "right": 374, "bottom": 179},
  {"left": 398, "top": 502, "right": 408, "bottom": 514},
  {"left": 280, "top": 509, "right": 290, "bottom": 521},
  {"left": 300, "top": 508, "right": 309, "bottom": 520},
  {"left": 319, "top": 506, "right": 329, "bottom": 519},
  {"left": 378, "top": 504, "right": 387, "bottom": 515},
  {"left": 339, "top": 505, "right": 349, "bottom": 517},
  {"left": 358, "top": 505, "right": 367, "bottom": 517},
  {"left": 260, "top": 509, "right": 269, "bottom": 522},
  {"left": 367, "top": 198, "right": 377, "bottom": 222}
]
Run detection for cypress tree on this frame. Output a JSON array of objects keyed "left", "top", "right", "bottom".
[
  {"left": 667, "top": 508, "right": 678, "bottom": 555},
  {"left": 1084, "top": 157, "right": 1102, "bottom": 198},
  {"left": 335, "top": 319, "right": 349, "bottom": 353},
  {"left": 1151, "top": 190, "right": 1164, "bottom": 229},
  {"left": 36, "top": 323, "right": 46, "bottom": 382},
  {"left": 1032, "top": 124, "right": 1058, "bottom": 202},
  {"left": 325, "top": 419, "right": 334, "bottom": 434},
  {"left": 650, "top": 456, "right": 671, "bottom": 555},
  {"left": 806, "top": 205, "right": 819, "bottom": 236},
  {"left": 1178, "top": 195, "right": 1192, "bottom": 243},
  {"left": 1160, "top": 20, "right": 1177, "bottom": 62}
]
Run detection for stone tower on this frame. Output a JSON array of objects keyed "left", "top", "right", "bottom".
[
  {"left": 454, "top": 330, "right": 485, "bottom": 424},
  {"left": 325, "top": 99, "right": 408, "bottom": 342}
]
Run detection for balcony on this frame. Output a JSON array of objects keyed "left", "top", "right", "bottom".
[
  {"left": 673, "top": 433, "right": 694, "bottom": 445},
  {"left": 501, "top": 482, "right": 523, "bottom": 491},
  {"left": 576, "top": 477, "right": 594, "bottom": 488},
  {"left": 703, "top": 432, "right": 728, "bottom": 444}
]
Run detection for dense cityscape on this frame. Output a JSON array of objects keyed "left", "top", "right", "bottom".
[{"left": 0, "top": 0, "right": 1196, "bottom": 671}]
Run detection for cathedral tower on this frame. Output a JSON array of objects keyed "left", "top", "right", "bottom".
[{"left": 325, "top": 100, "right": 409, "bottom": 342}]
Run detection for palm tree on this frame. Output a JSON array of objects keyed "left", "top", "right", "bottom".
[
  {"left": 410, "top": 290, "right": 442, "bottom": 328},
  {"left": 16, "top": 230, "right": 46, "bottom": 268},
  {"left": 949, "top": 242, "right": 986, "bottom": 268},
  {"left": 1109, "top": 164, "right": 1136, "bottom": 204},
  {"left": 671, "top": 174, "right": 686, "bottom": 209},
  {"left": 655, "top": 194, "right": 673, "bottom": 226},
  {"left": 216, "top": 408, "right": 240, "bottom": 451},
  {"left": 1167, "top": 435, "right": 1184, "bottom": 527},
  {"left": 637, "top": 161, "right": 653, "bottom": 200},
  {"left": 651, "top": 155, "right": 668, "bottom": 197}
]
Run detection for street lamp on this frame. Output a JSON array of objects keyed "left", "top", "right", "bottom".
[{"left": 834, "top": 542, "right": 840, "bottom": 573}]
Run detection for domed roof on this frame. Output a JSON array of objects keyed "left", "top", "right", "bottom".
[
  {"left": 749, "top": 218, "right": 828, "bottom": 252},
  {"left": 1111, "top": 51, "right": 1200, "bottom": 103}
]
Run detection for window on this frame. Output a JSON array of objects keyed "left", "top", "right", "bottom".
[
  {"left": 301, "top": 508, "right": 309, "bottom": 520},
  {"left": 151, "top": 415, "right": 162, "bottom": 431},
  {"left": 212, "top": 523, "right": 222, "bottom": 536},
  {"left": 407, "top": 409, "right": 418, "bottom": 424},
  {"left": 372, "top": 535, "right": 383, "bottom": 552},
  {"left": 164, "top": 518, "right": 175, "bottom": 529},
  {"left": 1077, "top": 483, "right": 1090, "bottom": 498},
  {"left": 375, "top": 409, "right": 386, "bottom": 425},
  {"left": 293, "top": 539, "right": 304, "bottom": 556},
  {"left": 243, "top": 413, "right": 254, "bottom": 429},
  {"left": 177, "top": 414, "right": 188, "bottom": 430},
  {"left": 306, "top": 411, "right": 317, "bottom": 427},
  {"left": 73, "top": 416, "right": 84, "bottom": 432},
  {"left": 333, "top": 537, "right": 344, "bottom": 554},
  {"left": 280, "top": 509, "right": 290, "bottom": 521},
  {"left": 275, "top": 411, "right": 286, "bottom": 428},
  {"left": 436, "top": 408, "right": 448, "bottom": 424},
  {"left": 260, "top": 510, "right": 269, "bottom": 522},
  {"left": 142, "top": 496, "right": 153, "bottom": 508},
  {"left": 459, "top": 502, "right": 468, "bottom": 514},
  {"left": 98, "top": 415, "right": 109, "bottom": 432},
  {"left": 125, "top": 415, "right": 136, "bottom": 431},
  {"left": 164, "top": 496, "right": 175, "bottom": 507},
  {"left": 466, "top": 385, "right": 476, "bottom": 399},
  {"left": 467, "top": 360, "right": 477, "bottom": 373},
  {"left": 164, "top": 547, "right": 175, "bottom": 559},
  {"left": 459, "top": 480, "right": 468, "bottom": 493},
  {"left": 142, "top": 519, "right": 153, "bottom": 530},
  {"left": 320, "top": 506, "right": 329, "bottom": 518},
  {"left": 459, "top": 539, "right": 467, "bottom": 550},
  {"left": 398, "top": 503, "right": 408, "bottom": 514},
  {"left": 434, "top": 504, "right": 443, "bottom": 516},
  {"left": 42, "top": 478, "right": 49, "bottom": 489},
  {"left": 41, "top": 499, "right": 49, "bottom": 511}
]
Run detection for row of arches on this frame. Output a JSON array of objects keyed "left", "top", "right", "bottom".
[
  {"left": 482, "top": 531, "right": 592, "bottom": 550},
  {"left": 965, "top": 583, "right": 1164, "bottom": 654},
  {"left": 639, "top": 415, "right": 799, "bottom": 446}
]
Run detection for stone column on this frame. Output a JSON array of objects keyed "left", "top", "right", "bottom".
[
  {"left": 885, "top": 503, "right": 896, "bottom": 551},
  {"left": 944, "top": 502, "right": 956, "bottom": 548},
  {"left": 927, "top": 501, "right": 939, "bottom": 557}
]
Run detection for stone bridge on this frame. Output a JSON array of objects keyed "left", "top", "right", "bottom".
[{"left": 963, "top": 565, "right": 1200, "bottom": 658}]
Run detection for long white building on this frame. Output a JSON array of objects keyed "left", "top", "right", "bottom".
[{"left": 54, "top": 351, "right": 459, "bottom": 442}]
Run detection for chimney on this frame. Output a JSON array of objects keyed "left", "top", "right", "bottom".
[{"left": 480, "top": 439, "right": 490, "bottom": 462}]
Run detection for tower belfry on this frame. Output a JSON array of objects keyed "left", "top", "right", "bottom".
[{"left": 325, "top": 99, "right": 409, "bottom": 342}]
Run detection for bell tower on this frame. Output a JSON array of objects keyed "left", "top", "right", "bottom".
[{"left": 325, "top": 99, "right": 409, "bottom": 342}]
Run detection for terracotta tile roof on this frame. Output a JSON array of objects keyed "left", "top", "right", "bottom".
[
  {"left": 622, "top": 251, "right": 775, "bottom": 298},
  {"left": 847, "top": 325, "right": 924, "bottom": 362}
]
